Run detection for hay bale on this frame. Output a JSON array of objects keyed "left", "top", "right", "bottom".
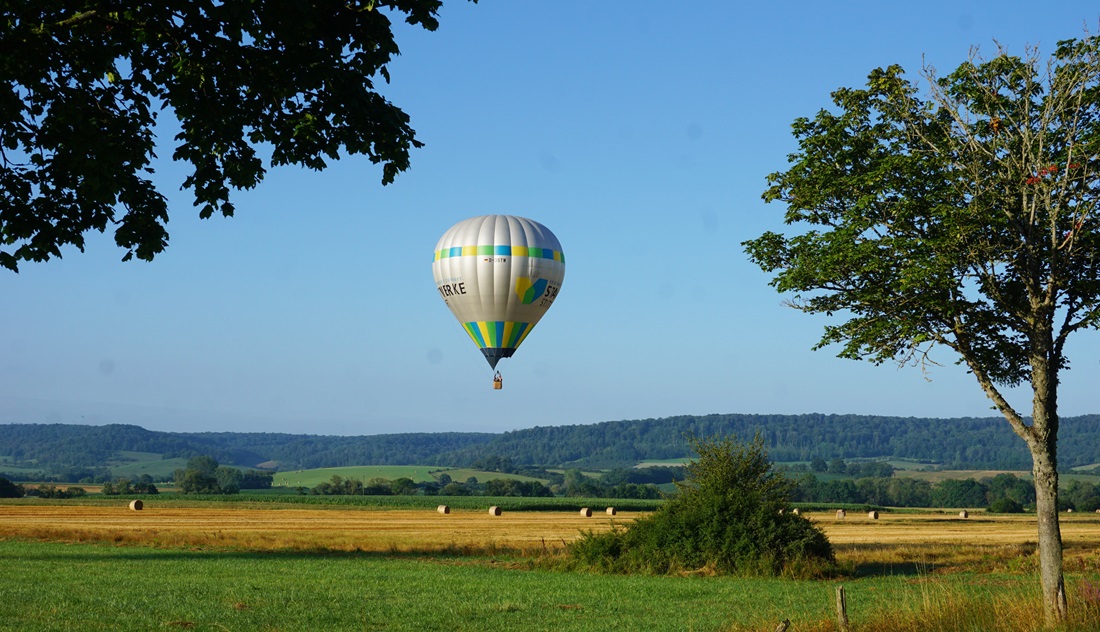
[
  {"left": 128, "top": 499, "right": 143, "bottom": 511},
  {"left": 579, "top": 507, "right": 592, "bottom": 517},
  {"left": 436, "top": 505, "right": 450, "bottom": 514},
  {"left": 778, "top": 508, "right": 785, "bottom": 515},
  {"left": 959, "top": 510, "right": 969, "bottom": 519},
  {"left": 868, "top": 510, "right": 879, "bottom": 520},
  {"left": 835, "top": 509, "right": 846, "bottom": 519},
  {"left": 606, "top": 507, "right": 617, "bottom": 516},
  {"left": 1067, "top": 508, "right": 1074, "bottom": 513},
  {"left": 488, "top": 506, "right": 502, "bottom": 516},
  {"left": 792, "top": 508, "right": 801, "bottom": 515}
]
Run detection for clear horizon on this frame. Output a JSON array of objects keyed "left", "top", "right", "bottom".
[{"left": 3, "top": 2, "right": 1098, "bottom": 436}]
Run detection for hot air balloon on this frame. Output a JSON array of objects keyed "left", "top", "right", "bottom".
[{"left": 432, "top": 215, "right": 565, "bottom": 383}]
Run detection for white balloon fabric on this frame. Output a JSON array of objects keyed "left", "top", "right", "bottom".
[{"left": 432, "top": 215, "right": 565, "bottom": 369}]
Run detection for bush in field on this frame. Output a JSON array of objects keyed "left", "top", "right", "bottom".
[
  {"left": 0, "top": 476, "right": 24, "bottom": 498},
  {"left": 25, "top": 484, "right": 85, "bottom": 499},
  {"left": 988, "top": 497, "right": 1025, "bottom": 514},
  {"left": 102, "top": 475, "right": 159, "bottom": 495},
  {"left": 570, "top": 435, "right": 834, "bottom": 576}
]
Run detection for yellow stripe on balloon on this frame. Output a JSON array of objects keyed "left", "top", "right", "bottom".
[{"left": 476, "top": 322, "right": 492, "bottom": 347}]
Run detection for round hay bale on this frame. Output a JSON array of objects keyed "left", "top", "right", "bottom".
[
  {"left": 1067, "top": 508, "right": 1074, "bottom": 513},
  {"left": 579, "top": 507, "right": 592, "bottom": 517},
  {"left": 792, "top": 508, "right": 801, "bottom": 515},
  {"left": 436, "top": 505, "right": 450, "bottom": 514},
  {"left": 128, "top": 499, "right": 143, "bottom": 511},
  {"left": 488, "top": 506, "right": 502, "bottom": 516},
  {"left": 1095, "top": 509, "right": 1100, "bottom": 514},
  {"left": 606, "top": 507, "right": 617, "bottom": 516},
  {"left": 835, "top": 509, "right": 846, "bottom": 519},
  {"left": 868, "top": 510, "right": 879, "bottom": 520},
  {"left": 959, "top": 510, "right": 969, "bottom": 519},
  {"left": 778, "top": 508, "right": 785, "bottom": 515}
]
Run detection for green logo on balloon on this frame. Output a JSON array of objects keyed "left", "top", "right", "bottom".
[{"left": 516, "top": 277, "right": 548, "bottom": 305}]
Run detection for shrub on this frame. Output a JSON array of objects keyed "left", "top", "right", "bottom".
[
  {"left": 988, "top": 497, "right": 1025, "bottom": 513},
  {"left": 0, "top": 477, "right": 25, "bottom": 498},
  {"left": 570, "top": 435, "right": 834, "bottom": 576}
]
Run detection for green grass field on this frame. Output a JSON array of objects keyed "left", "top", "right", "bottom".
[
  {"left": 634, "top": 458, "right": 691, "bottom": 467},
  {"left": 3, "top": 500, "right": 1100, "bottom": 630},
  {"left": 0, "top": 538, "right": 1072, "bottom": 632},
  {"left": 108, "top": 451, "right": 190, "bottom": 479}
]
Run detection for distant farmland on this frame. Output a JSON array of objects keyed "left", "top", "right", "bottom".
[{"left": 271, "top": 466, "right": 547, "bottom": 488}]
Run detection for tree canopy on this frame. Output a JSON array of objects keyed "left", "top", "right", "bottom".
[
  {"left": 0, "top": 1, "right": 458, "bottom": 271},
  {"left": 744, "top": 36, "right": 1100, "bottom": 623}
]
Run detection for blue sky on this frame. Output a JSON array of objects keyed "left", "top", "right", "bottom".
[{"left": 2, "top": 2, "right": 1098, "bottom": 436}]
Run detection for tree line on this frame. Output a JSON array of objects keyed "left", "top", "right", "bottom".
[
  {"left": 787, "top": 471, "right": 1100, "bottom": 512},
  {"left": 432, "top": 414, "right": 1100, "bottom": 470},
  {"left": 4, "top": 415, "right": 1100, "bottom": 480}
]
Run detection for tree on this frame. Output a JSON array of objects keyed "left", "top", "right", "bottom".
[
  {"left": 389, "top": 477, "right": 418, "bottom": 495},
  {"left": 744, "top": 37, "right": 1100, "bottom": 623},
  {"left": 215, "top": 466, "right": 242, "bottom": 494},
  {"left": 827, "top": 457, "right": 848, "bottom": 475},
  {"left": 0, "top": 1, "right": 462, "bottom": 272},
  {"left": 984, "top": 473, "right": 1034, "bottom": 507},
  {"left": 176, "top": 468, "right": 218, "bottom": 493},
  {"left": 570, "top": 435, "right": 833, "bottom": 575},
  {"left": 175, "top": 455, "right": 222, "bottom": 493},
  {"left": 932, "top": 478, "right": 988, "bottom": 508},
  {"left": 1062, "top": 479, "right": 1100, "bottom": 512}
]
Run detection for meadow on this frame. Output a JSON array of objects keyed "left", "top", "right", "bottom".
[{"left": 2, "top": 500, "right": 1100, "bottom": 630}]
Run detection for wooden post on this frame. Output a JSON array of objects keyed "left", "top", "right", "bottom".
[{"left": 836, "top": 585, "right": 850, "bottom": 632}]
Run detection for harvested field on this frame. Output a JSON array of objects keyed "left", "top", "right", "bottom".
[
  {"left": 0, "top": 505, "right": 624, "bottom": 553},
  {"left": 4, "top": 504, "right": 1100, "bottom": 560},
  {"left": 801, "top": 510, "right": 1100, "bottom": 547}
]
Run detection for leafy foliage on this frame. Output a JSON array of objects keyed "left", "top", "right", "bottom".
[
  {"left": 174, "top": 455, "right": 244, "bottom": 494},
  {"left": 101, "top": 474, "right": 159, "bottom": 495},
  {"left": 24, "top": 484, "right": 86, "bottom": 499},
  {"left": 570, "top": 435, "right": 833, "bottom": 576},
  {"left": 743, "top": 38, "right": 1100, "bottom": 622},
  {"left": 988, "top": 497, "right": 1025, "bottom": 513},
  {"left": 0, "top": 1, "right": 461, "bottom": 271}
]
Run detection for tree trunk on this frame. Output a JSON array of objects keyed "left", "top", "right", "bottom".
[
  {"left": 1029, "top": 353, "right": 1067, "bottom": 626},
  {"left": 1031, "top": 435, "right": 1067, "bottom": 624}
]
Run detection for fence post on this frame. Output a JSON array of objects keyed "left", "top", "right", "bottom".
[{"left": 836, "top": 585, "right": 850, "bottom": 632}]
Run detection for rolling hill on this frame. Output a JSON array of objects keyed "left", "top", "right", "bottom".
[{"left": 2, "top": 413, "right": 1099, "bottom": 479}]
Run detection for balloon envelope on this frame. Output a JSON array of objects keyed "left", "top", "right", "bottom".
[{"left": 432, "top": 215, "right": 565, "bottom": 369}]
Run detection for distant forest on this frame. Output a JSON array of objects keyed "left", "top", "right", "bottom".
[{"left": 2, "top": 413, "right": 1100, "bottom": 479}]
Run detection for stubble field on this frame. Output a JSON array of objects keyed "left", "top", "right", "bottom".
[{"left": 4, "top": 503, "right": 1100, "bottom": 552}]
